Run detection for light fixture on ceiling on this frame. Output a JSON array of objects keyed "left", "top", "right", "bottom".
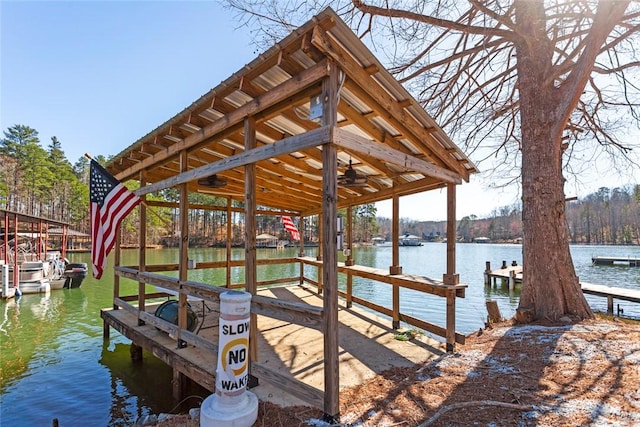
[
  {"left": 337, "top": 159, "right": 368, "bottom": 187},
  {"left": 197, "top": 174, "right": 227, "bottom": 188}
]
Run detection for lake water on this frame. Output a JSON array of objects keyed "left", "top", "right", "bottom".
[{"left": 1, "top": 244, "right": 638, "bottom": 426}]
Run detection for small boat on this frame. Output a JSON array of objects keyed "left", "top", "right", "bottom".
[
  {"left": 62, "top": 262, "right": 88, "bottom": 288},
  {"left": 1, "top": 208, "right": 90, "bottom": 299},
  {"left": 4, "top": 252, "right": 88, "bottom": 294},
  {"left": 399, "top": 233, "right": 423, "bottom": 246}
]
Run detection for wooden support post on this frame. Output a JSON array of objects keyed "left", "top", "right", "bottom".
[
  {"left": 607, "top": 296, "right": 614, "bottom": 314},
  {"left": 345, "top": 206, "right": 354, "bottom": 266},
  {"left": 130, "top": 343, "right": 143, "bottom": 361},
  {"left": 321, "top": 62, "right": 340, "bottom": 421},
  {"left": 484, "top": 261, "right": 491, "bottom": 286},
  {"left": 137, "top": 170, "right": 147, "bottom": 326},
  {"left": 177, "top": 150, "right": 189, "bottom": 349},
  {"left": 445, "top": 287, "right": 456, "bottom": 353},
  {"left": 317, "top": 215, "right": 323, "bottom": 261},
  {"left": 318, "top": 215, "right": 324, "bottom": 294},
  {"left": 346, "top": 273, "right": 352, "bottom": 308},
  {"left": 172, "top": 369, "right": 187, "bottom": 401},
  {"left": 392, "top": 283, "right": 400, "bottom": 329},
  {"left": 298, "top": 216, "right": 305, "bottom": 257},
  {"left": 113, "top": 228, "right": 121, "bottom": 310},
  {"left": 443, "top": 183, "right": 459, "bottom": 286},
  {"left": 226, "top": 197, "right": 232, "bottom": 288},
  {"left": 103, "top": 319, "right": 110, "bottom": 339},
  {"left": 508, "top": 270, "right": 516, "bottom": 291},
  {"left": 389, "top": 195, "right": 402, "bottom": 275},
  {"left": 245, "top": 116, "right": 259, "bottom": 384},
  {"left": 299, "top": 221, "right": 305, "bottom": 285}
]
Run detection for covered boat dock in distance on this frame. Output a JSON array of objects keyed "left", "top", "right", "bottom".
[
  {"left": 100, "top": 7, "right": 476, "bottom": 421},
  {"left": 1, "top": 209, "right": 71, "bottom": 299}
]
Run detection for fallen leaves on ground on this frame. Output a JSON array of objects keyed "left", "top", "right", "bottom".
[{"left": 157, "top": 317, "right": 640, "bottom": 426}]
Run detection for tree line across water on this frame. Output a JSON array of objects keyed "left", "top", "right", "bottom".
[
  {"left": 2, "top": 124, "right": 638, "bottom": 246},
  {"left": 379, "top": 187, "right": 640, "bottom": 245}
]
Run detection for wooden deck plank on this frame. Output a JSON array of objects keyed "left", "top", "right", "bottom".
[{"left": 101, "top": 285, "right": 447, "bottom": 409}]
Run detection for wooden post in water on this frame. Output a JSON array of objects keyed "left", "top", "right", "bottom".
[
  {"left": 484, "top": 261, "right": 491, "bottom": 286},
  {"left": 103, "top": 318, "right": 110, "bottom": 339},
  {"left": 509, "top": 270, "right": 516, "bottom": 290}
]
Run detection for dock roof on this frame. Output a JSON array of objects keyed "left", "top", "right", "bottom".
[{"left": 105, "top": 7, "right": 476, "bottom": 216}]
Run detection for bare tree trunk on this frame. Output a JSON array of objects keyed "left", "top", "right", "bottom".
[{"left": 515, "top": 0, "right": 593, "bottom": 321}]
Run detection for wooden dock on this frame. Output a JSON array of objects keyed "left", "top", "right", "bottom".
[
  {"left": 580, "top": 282, "right": 640, "bottom": 315},
  {"left": 484, "top": 261, "right": 640, "bottom": 315},
  {"left": 592, "top": 256, "right": 640, "bottom": 267},
  {"left": 484, "top": 261, "right": 522, "bottom": 290},
  {"left": 101, "top": 284, "right": 447, "bottom": 408}
]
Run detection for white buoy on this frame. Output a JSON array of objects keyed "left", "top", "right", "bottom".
[{"left": 200, "top": 291, "right": 258, "bottom": 427}]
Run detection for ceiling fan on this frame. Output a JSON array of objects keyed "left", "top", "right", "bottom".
[
  {"left": 337, "top": 159, "right": 368, "bottom": 187},
  {"left": 197, "top": 174, "right": 227, "bottom": 188}
]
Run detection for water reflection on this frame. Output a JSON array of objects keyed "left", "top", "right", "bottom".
[
  {"left": 99, "top": 341, "right": 207, "bottom": 426},
  {"left": 0, "top": 244, "right": 636, "bottom": 426}
]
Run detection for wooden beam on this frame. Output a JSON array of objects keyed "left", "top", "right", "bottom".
[
  {"left": 310, "top": 26, "right": 471, "bottom": 180},
  {"left": 251, "top": 362, "right": 324, "bottom": 409},
  {"left": 115, "top": 60, "right": 330, "bottom": 182},
  {"left": 333, "top": 127, "right": 462, "bottom": 184},
  {"left": 135, "top": 126, "right": 332, "bottom": 196}
]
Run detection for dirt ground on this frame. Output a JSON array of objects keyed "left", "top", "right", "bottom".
[{"left": 155, "top": 316, "right": 640, "bottom": 426}]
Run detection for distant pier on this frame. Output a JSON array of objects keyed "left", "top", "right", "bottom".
[
  {"left": 592, "top": 256, "right": 640, "bottom": 267},
  {"left": 484, "top": 260, "right": 640, "bottom": 315}
]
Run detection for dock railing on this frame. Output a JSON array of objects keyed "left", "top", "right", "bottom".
[
  {"left": 107, "top": 256, "right": 466, "bottom": 409},
  {"left": 297, "top": 256, "right": 467, "bottom": 346},
  {"left": 112, "top": 258, "right": 326, "bottom": 407}
]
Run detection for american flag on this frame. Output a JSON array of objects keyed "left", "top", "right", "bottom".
[
  {"left": 281, "top": 216, "right": 300, "bottom": 241},
  {"left": 90, "top": 159, "right": 140, "bottom": 279}
]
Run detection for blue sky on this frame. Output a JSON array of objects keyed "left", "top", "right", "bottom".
[
  {"left": 2, "top": 1, "right": 254, "bottom": 162},
  {"left": 2, "top": 2, "right": 637, "bottom": 221}
]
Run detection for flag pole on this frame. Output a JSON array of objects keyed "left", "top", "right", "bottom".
[{"left": 86, "top": 153, "right": 174, "bottom": 233}]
